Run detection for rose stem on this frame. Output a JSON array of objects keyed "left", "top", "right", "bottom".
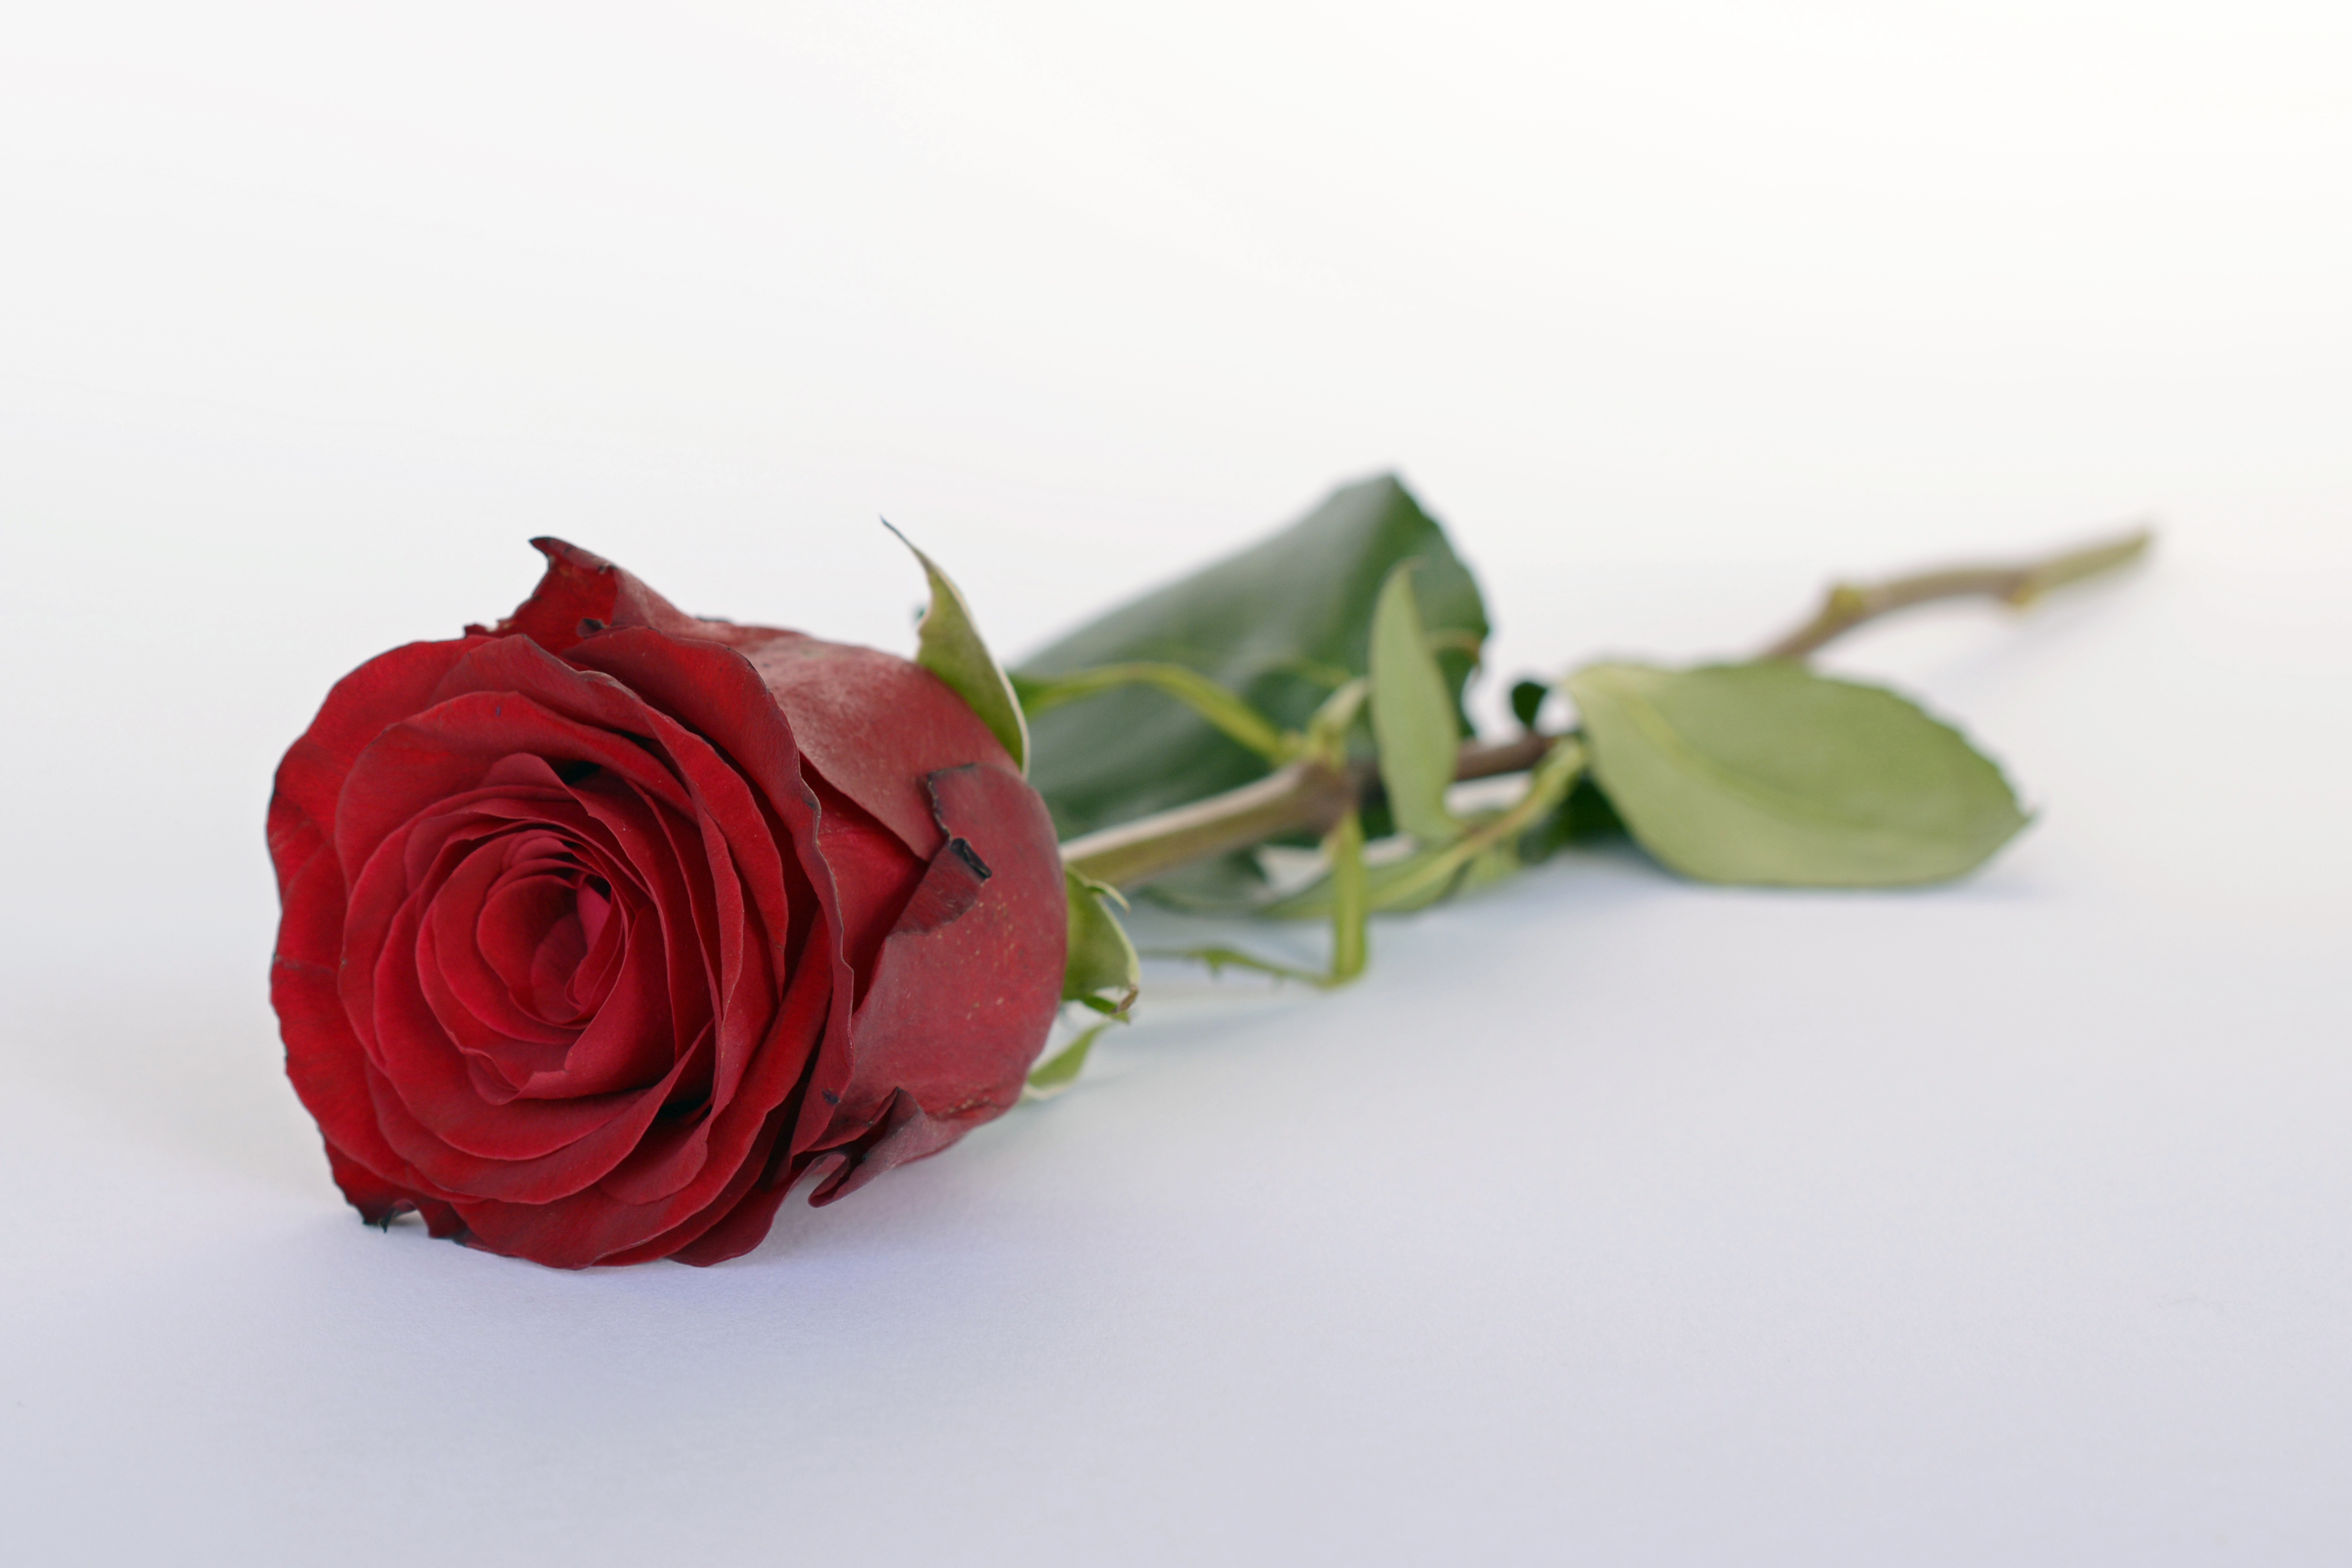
[
  {"left": 1755, "top": 524, "right": 2152, "bottom": 662},
  {"left": 1057, "top": 524, "right": 2153, "bottom": 890}
]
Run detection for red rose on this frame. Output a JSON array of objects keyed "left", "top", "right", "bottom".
[{"left": 267, "top": 540, "right": 1066, "bottom": 1268}]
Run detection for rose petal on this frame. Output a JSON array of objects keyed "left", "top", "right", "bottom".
[
  {"left": 270, "top": 638, "right": 484, "bottom": 889},
  {"left": 809, "top": 762, "right": 1065, "bottom": 1202},
  {"left": 736, "top": 634, "right": 1014, "bottom": 860}
]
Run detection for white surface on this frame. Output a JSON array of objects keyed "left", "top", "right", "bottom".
[{"left": 4, "top": 4, "right": 2348, "bottom": 1563}]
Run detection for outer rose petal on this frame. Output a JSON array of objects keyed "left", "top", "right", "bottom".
[
  {"left": 735, "top": 636, "right": 1018, "bottom": 860},
  {"left": 474, "top": 538, "right": 716, "bottom": 654},
  {"left": 269, "top": 637, "right": 485, "bottom": 898},
  {"left": 488, "top": 538, "right": 1019, "bottom": 858},
  {"left": 807, "top": 762, "right": 1067, "bottom": 1204}
]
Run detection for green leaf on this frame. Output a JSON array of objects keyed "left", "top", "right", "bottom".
[
  {"left": 1564, "top": 661, "right": 2028, "bottom": 886},
  {"left": 889, "top": 523, "right": 1029, "bottom": 773},
  {"left": 1025, "top": 1020, "right": 1112, "bottom": 1100},
  {"left": 1018, "top": 474, "right": 1488, "bottom": 840},
  {"left": 1014, "top": 663, "right": 1289, "bottom": 764},
  {"left": 1368, "top": 563, "right": 1460, "bottom": 843},
  {"left": 1063, "top": 868, "right": 1140, "bottom": 1016}
]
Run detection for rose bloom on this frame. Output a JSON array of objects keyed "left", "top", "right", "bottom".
[{"left": 267, "top": 541, "right": 1065, "bottom": 1267}]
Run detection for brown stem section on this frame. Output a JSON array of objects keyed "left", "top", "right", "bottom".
[
  {"left": 1756, "top": 525, "right": 2152, "bottom": 662},
  {"left": 1056, "top": 523, "right": 2153, "bottom": 889}
]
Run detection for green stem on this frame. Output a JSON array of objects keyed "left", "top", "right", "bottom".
[{"left": 1056, "top": 761, "right": 1356, "bottom": 889}]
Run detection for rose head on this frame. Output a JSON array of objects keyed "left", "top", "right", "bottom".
[{"left": 267, "top": 540, "right": 1066, "bottom": 1268}]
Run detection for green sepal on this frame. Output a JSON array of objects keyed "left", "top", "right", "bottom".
[
  {"left": 888, "top": 523, "right": 1029, "bottom": 773},
  {"left": 1062, "top": 867, "right": 1141, "bottom": 1017},
  {"left": 1565, "top": 661, "right": 2028, "bottom": 886},
  {"left": 1368, "top": 562, "right": 1461, "bottom": 844},
  {"left": 1024, "top": 1020, "right": 1112, "bottom": 1100}
]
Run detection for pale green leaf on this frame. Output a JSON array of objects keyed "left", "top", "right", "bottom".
[
  {"left": 889, "top": 523, "right": 1029, "bottom": 773},
  {"left": 1368, "top": 563, "right": 1460, "bottom": 843},
  {"left": 1565, "top": 661, "right": 2027, "bottom": 886}
]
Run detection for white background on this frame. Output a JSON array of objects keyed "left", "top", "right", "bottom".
[{"left": 4, "top": 3, "right": 2348, "bottom": 1563}]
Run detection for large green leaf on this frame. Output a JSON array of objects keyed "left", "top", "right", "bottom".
[
  {"left": 1565, "top": 661, "right": 2028, "bottom": 886},
  {"left": 1018, "top": 474, "right": 1488, "bottom": 840}
]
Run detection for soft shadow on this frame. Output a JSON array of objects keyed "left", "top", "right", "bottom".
[{"left": 0, "top": 949, "right": 327, "bottom": 1198}]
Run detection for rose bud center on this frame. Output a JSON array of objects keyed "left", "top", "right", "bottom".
[{"left": 419, "top": 812, "right": 686, "bottom": 1108}]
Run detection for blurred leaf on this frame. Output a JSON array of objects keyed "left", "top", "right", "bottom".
[
  {"left": 1565, "top": 661, "right": 2028, "bottom": 886},
  {"left": 1063, "top": 868, "right": 1140, "bottom": 1016},
  {"left": 1518, "top": 773, "right": 1628, "bottom": 864},
  {"left": 1018, "top": 474, "right": 1488, "bottom": 840},
  {"left": 1015, "top": 663, "right": 1289, "bottom": 764},
  {"left": 1368, "top": 564, "right": 1460, "bottom": 844},
  {"left": 1509, "top": 678, "right": 1550, "bottom": 730},
  {"left": 1024, "top": 1020, "right": 1112, "bottom": 1100},
  {"left": 890, "top": 524, "right": 1029, "bottom": 772}
]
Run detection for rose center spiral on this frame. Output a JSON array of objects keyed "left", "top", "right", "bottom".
[{"left": 422, "top": 822, "right": 672, "bottom": 1101}]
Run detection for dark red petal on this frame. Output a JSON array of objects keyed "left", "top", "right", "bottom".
[
  {"left": 735, "top": 634, "right": 1015, "bottom": 860},
  {"left": 481, "top": 538, "right": 718, "bottom": 655},
  {"left": 805, "top": 762, "right": 1066, "bottom": 1200},
  {"left": 449, "top": 867, "right": 844, "bottom": 1264},
  {"left": 661, "top": 1165, "right": 799, "bottom": 1267},
  {"left": 810, "top": 1087, "right": 970, "bottom": 1205},
  {"left": 270, "top": 638, "right": 483, "bottom": 896},
  {"left": 508, "top": 931, "right": 676, "bottom": 1100},
  {"left": 364, "top": 886, "right": 677, "bottom": 1177},
  {"left": 806, "top": 775, "right": 926, "bottom": 998},
  {"left": 431, "top": 834, "right": 579, "bottom": 1047},
  {"left": 331, "top": 691, "right": 695, "bottom": 888},
  {"left": 321, "top": 1142, "right": 464, "bottom": 1238},
  {"left": 458, "top": 1106, "right": 786, "bottom": 1271},
  {"left": 275, "top": 848, "right": 440, "bottom": 1200}
]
